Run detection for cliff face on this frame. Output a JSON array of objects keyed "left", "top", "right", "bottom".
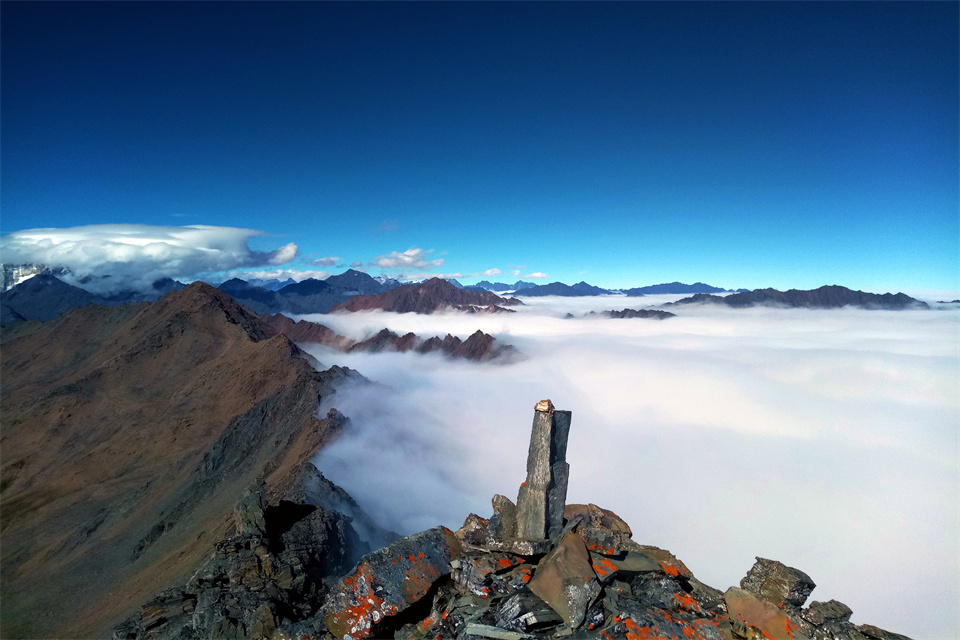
[{"left": 0, "top": 283, "right": 359, "bottom": 638}]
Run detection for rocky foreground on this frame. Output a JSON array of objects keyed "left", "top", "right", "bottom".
[{"left": 115, "top": 403, "right": 911, "bottom": 640}]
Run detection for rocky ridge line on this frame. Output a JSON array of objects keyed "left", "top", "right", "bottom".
[{"left": 258, "top": 313, "right": 520, "bottom": 363}]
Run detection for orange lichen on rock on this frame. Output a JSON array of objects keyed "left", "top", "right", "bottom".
[
  {"left": 674, "top": 592, "right": 701, "bottom": 613},
  {"left": 322, "top": 527, "right": 461, "bottom": 640}
]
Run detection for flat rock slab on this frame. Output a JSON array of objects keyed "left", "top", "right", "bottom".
[
  {"left": 527, "top": 530, "right": 600, "bottom": 628},
  {"left": 589, "top": 550, "right": 660, "bottom": 583},
  {"left": 725, "top": 587, "right": 811, "bottom": 640},
  {"left": 464, "top": 622, "right": 534, "bottom": 639},
  {"left": 323, "top": 526, "right": 462, "bottom": 639}
]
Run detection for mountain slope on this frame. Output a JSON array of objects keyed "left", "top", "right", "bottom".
[
  {"left": 329, "top": 278, "right": 522, "bottom": 314},
  {"left": 0, "top": 273, "right": 116, "bottom": 322},
  {"left": 0, "top": 282, "right": 359, "bottom": 638},
  {"left": 668, "top": 285, "right": 929, "bottom": 310}
]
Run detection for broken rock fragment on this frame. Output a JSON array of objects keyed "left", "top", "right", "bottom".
[
  {"left": 526, "top": 530, "right": 601, "bottom": 628},
  {"left": 322, "top": 526, "right": 462, "bottom": 640},
  {"left": 740, "top": 556, "right": 817, "bottom": 609},
  {"left": 802, "top": 599, "right": 854, "bottom": 626}
]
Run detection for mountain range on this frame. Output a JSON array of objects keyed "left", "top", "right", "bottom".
[
  {"left": 0, "top": 265, "right": 936, "bottom": 327},
  {"left": 329, "top": 277, "right": 522, "bottom": 314},
  {"left": 667, "top": 285, "right": 929, "bottom": 310}
]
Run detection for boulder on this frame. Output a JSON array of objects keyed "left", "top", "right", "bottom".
[
  {"left": 526, "top": 530, "right": 601, "bottom": 628},
  {"left": 803, "top": 599, "right": 853, "bottom": 626},
  {"left": 322, "top": 526, "right": 463, "bottom": 639},
  {"left": 740, "top": 557, "right": 816, "bottom": 609}
]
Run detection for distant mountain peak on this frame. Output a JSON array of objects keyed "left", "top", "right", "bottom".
[{"left": 330, "top": 278, "right": 522, "bottom": 314}]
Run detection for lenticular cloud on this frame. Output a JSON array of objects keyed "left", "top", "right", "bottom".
[{"left": 0, "top": 224, "right": 298, "bottom": 293}]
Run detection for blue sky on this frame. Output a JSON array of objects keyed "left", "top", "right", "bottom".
[{"left": 2, "top": 2, "right": 957, "bottom": 291}]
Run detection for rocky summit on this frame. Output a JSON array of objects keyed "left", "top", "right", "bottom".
[
  {"left": 311, "top": 402, "right": 912, "bottom": 640},
  {"left": 114, "top": 400, "right": 914, "bottom": 640}
]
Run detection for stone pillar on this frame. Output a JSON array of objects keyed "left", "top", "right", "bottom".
[{"left": 516, "top": 400, "right": 572, "bottom": 540}]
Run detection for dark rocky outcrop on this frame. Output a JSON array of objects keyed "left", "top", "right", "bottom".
[
  {"left": 330, "top": 278, "right": 522, "bottom": 314},
  {"left": 599, "top": 308, "right": 676, "bottom": 320},
  {"left": 0, "top": 282, "right": 362, "bottom": 638},
  {"left": 668, "top": 285, "right": 929, "bottom": 310},
  {"left": 114, "top": 477, "right": 374, "bottom": 640},
  {"left": 258, "top": 313, "right": 521, "bottom": 363}
]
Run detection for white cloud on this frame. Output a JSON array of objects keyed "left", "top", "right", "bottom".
[
  {"left": 312, "top": 256, "right": 340, "bottom": 267},
  {"left": 371, "top": 247, "right": 444, "bottom": 270},
  {"left": 350, "top": 261, "right": 363, "bottom": 268},
  {"left": 222, "top": 268, "right": 329, "bottom": 282},
  {"left": 470, "top": 268, "right": 502, "bottom": 278},
  {"left": 0, "top": 224, "right": 298, "bottom": 293},
  {"left": 298, "top": 299, "right": 958, "bottom": 639},
  {"left": 519, "top": 272, "right": 550, "bottom": 279},
  {"left": 513, "top": 270, "right": 521, "bottom": 277}
]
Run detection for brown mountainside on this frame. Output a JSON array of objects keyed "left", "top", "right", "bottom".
[
  {"left": 329, "top": 277, "right": 522, "bottom": 314},
  {"left": 0, "top": 282, "right": 359, "bottom": 638}
]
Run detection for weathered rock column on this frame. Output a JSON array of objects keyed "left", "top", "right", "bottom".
[{"left": 516, "top": 399, "right": 571, "bottom": 540}]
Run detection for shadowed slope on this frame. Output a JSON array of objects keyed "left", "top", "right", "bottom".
[{"left": 0, "top": 282, "right": 359, "bottom": 638}]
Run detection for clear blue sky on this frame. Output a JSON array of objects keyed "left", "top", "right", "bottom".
[{"left": 2, "top": 2, "right": 957, "bottom": 291}]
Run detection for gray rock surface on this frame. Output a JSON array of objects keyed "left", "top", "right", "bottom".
[
  {"left": 740, "top": 556, "right": 817, "bottom": 609},
  {"left": 516, "top": 403, "right": 571, "bottom": 541}
]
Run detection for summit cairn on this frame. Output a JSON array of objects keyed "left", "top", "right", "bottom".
[
  {"left": 516, "top": 399, "right": 571, "bottom": 541},
  {"left": 308, "top": 401, "right": 917, "bottom": 640}
]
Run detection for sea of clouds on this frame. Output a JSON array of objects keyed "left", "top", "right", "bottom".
[{"left": 298, "top": 294, "right": 959, "bottom": 640}]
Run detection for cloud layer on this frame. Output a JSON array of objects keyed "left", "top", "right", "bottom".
[
  {"left": 300, "top": 296, "right": 958, "bottom": 639},
  {"left": 0, "top": 224, "right": 298, "bottom": 293}
]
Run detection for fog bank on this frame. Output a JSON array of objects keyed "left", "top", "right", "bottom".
[{"left": 301, "top": 298, "right": 958, "bottom": 639}]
